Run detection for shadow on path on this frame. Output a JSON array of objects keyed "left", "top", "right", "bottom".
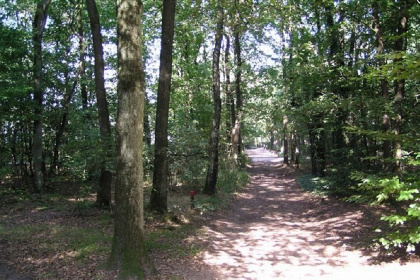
[{"left": 198, "top": 148, "right": 419, "bottom": 280}]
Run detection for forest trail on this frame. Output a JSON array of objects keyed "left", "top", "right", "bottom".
[{"left": 191, "top": 148, "right": 419, "bottom": 280}]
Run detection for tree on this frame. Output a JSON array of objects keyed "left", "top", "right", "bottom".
[
  {"left": 32, "top": 0, "right": 52, "bottom": 192},
  {"left": 203, "top": 2, "right": 224, "bottom": 195},
  {"left": 150, "top": 0, "right": 177, "bottom": 214},
  {"left": 223, "top": 34, "right": 234, "bottom": 153},
  {"left": 232, "top": 10, "right": 243, "bottom": 161},
  {"left": 372, "top": 0, "right": 392, "bottom": 169},
  {"left": 109, "top": 0, "right": 153, "bottom": 278},
  {"left": 86, "top": 0, "right": 113, "bottom": 207},
  {"left": 392, "top": 0, "right": 410, "bottom": 173}
]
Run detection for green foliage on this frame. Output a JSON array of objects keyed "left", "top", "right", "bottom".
[
  {"left": 350, "top": 155, "right": 420, "bottom": 252},
  {"left": 297, "top": 163, "right": 359, "bottom": 198},
  {"left": 296, "top": 174, "right": 330, "bottom": 196},
  {"left": 193, "top": 158, "right": 249, "bottom": 212},
  {"left": 216, "top": 158, "right": 249, "bottom": 194},
  {"left": 0, "top": 223, "right": 112, "bottom": 261},
  {"left": 195, "top": 194, "right": 229, "bottom": 212}
]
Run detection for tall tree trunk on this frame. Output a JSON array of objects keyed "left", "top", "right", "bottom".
[
  {"left": 223, "top": 34, "right": 234, "bottom": 153},
  {"left": 232, "top": 30, "right": 242, "bottom": 160},
  {"left": 150, "top": 0, "right": 176, "bottom": 214},
  {"left": 204, "top": 4, "right": 223, "bottom": 195},
  {"left": 50, "top": 74, "right": 77, "bottom": 175},
  {"left": 109, "top": 0, "right": 153, "bottom": 278},
  {"left": 291, "top": 132, "right": 296, "bottom": 165},
  {"left": 86, "top": 0, "right": 113, "bottom": 207},
  {"left": 32, "top": 0, "right": 51, "bottom": 193},
  {"left": 143, "top": 92, "right": 152, "bottom": 147},
  {"left": 283, "top": 116, "right": 289, "bottom": 165},
  {"left": 393, "top": 0, "right": 409, "bottom": 174},
  {"left": 372, "top": 0, "right": 392, "bottom": 169},
  {"left": 326, "top": 1, "right": 346, "bottom": 154},
  {"left": 79, "top": 0, "right": 88, "bottom": 112},
  {"left": 309, "top": 112, "right": 326, "bottom": 177},
  {"left": 308, "top": 123, "right": 318, "bottom": 176},
  {"left": 281, "top": 17, "right": 289, "bottom": 164}
]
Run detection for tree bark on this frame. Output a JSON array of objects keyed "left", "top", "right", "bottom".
[
  {"left": 325, "top": 1, "right": 346, "bottom": 154},
  {"left": 79, "top": 0, "right": 88, "bottom": 112},
  {"left": 150, "top": 0, "right": 176, "bottom": 214},
  {"left": 283, "top": 116, "right": 289, "bottom": 165},
  {"left": 86, "top": 0, "right": 113, "bottom": 207},
  {"left": 393, "top": 0, "right": 409, "bottom": 174},
  {"left": 232, "top": 30, "right": 242, "bottom": 160},
  {"left": 32, "top": 0, "right": 51, "bottom": 193},
  {"left": 109, "top": 0, "right": 154, "bottom": 278},
  {"left": 204, "top": 4, "right": 223, "bottom": 195},
  {"left": 50, "top": 72, "right": 77, "bottom": 175},
  {"left": 372, "top": 0, "right": 392, "bottom": 169},
  {"left": 308, "top": 113, "right": 326, "bottom": 177},
  {"left": 223, "top": 34, "right": 234, "bottom": 153}
]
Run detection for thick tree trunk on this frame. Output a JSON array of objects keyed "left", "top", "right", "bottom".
[
  {"left": 86, "top": 0, "right": 113, "bottom": 207},
  {"left": 32, "top": 0, "right": 51, "bottom": 193},
  {"left": 150, "top": 0, "right": 176, "bottom": 214},
  {"left": 204, "top": 4, "right": 223, "bottom": 195},
  {"left": 109, "top": 0, "right": 153, "bottom": 278}
]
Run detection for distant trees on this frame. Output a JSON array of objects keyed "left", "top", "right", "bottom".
[
  {"left": 1, "top": 0, "right": 118, "bottom": 194},
  {"left": 262, "top": 0, "right": 420, "bottom": 251}
]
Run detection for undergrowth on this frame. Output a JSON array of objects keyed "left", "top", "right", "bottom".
[{"left": 297, "top": 156, "right": 420, "bottom": 254}]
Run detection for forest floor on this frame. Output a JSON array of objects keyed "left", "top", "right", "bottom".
[{"left": 1, "top": 147, "right": 420, "bottom": 279}]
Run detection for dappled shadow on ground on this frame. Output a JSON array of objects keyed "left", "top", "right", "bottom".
[{"left": 197, "top": 148, "right": 420, "bottom": 280}]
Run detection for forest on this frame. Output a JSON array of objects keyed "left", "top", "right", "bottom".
[{"left": 1, "top": 0, "right": 420, "bottom": 279}]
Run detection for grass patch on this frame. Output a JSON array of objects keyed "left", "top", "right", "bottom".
[
  {"left": 145, "top": 223, "right": 202, "bottom": 257},
  {"left": 0, "top": 223, "right": 112, "bottom": 262},
  {"left": 195, "top": 192, "right": 231, "bottom": 212}
]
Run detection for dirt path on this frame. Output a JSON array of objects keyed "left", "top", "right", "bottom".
[{"left": 191, "top": 148, "right": 419, "bottom": 280}]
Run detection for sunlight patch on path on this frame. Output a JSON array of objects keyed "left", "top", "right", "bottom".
[
  {"left": 245, "top": 148, "right": 283, "bottom": 163},
  {"left": 198, "top": 148, "right": 420, "bottom": 280}
]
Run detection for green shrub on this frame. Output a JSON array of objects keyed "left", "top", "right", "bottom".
[
  {"left": 216, "top": 158, "right": 249, "bottom": 194},
  {"left": 296, "top": 174, "right": 330, "bottom": 195},
  {"left": 350, "top": 154, "right": 420, "bottom": 252}
]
